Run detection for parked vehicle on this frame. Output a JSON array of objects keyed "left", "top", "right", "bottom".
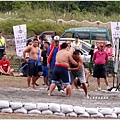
[
  {"left": 60, "top": 38, "right": 91, "bottom": 63},
  {"left": 61, "top": 27, "right": 110, "bottom": 45}
]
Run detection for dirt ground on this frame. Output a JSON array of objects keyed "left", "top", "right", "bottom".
[{"left": 0, "top": 73, "right": 120, "bottom": 119}]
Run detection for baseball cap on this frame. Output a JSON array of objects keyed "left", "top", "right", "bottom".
[
  {"left": 100, "top": 43, "right": 105, "bottom": 47},
  {"left": 54, "top": 35, "right": 60, "bottom": 41},
  {"left": 75, "top": 36, "right": 79, "bottom": 38},
  {"left": 0, "top": 30, "right": 2, "bottom": 33}
]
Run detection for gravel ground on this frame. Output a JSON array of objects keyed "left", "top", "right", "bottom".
[{"left": 0, "top": 87, "right": 120, "bottom": 108}]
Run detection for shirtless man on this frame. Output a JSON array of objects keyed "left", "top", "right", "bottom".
[
  {"left": 23, "top": 38, "right": 40, "bottom": 88},
  {"left": 48, "top": 43, "right": 78, "bottom": 97},
  {"left": 69, "top": 50, "right": 88, "bottom": 98}
]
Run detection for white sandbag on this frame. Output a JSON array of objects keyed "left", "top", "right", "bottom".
[
  {"left": 42, "top": 110, "right": 53, "bottom": 115},
  {"left": 23, "top": 103, "right": 36, "bottom": 111},
  {"left": 10, "top": 102, "right": 23, "bottom": 110},
  {"left": 48, "top": 103, "right": 60, "bottom": 112},
  {"left": 0, "top": 100, "right": 9, "bottom": 108},
  {"left": 85, "top": 108, "right": 98, "bottom": 115},
  {"left": 118, "top": 114, "right": 120, "bottom": 118},
  {"left": 78, "top": 112, "right": 90, "bottom": 117},
  {"left": 14, "top": 107, "right": 27, "bottom": 114},
  {"left": 105, "top": 113, "right": 117, "bottom": 118},
  {"left": 113, "top": 107, "right": 120, "bottom": 114},
  {"left": 73, "top": 106, "right": 85, "bottom": 114},
  {"left": 60, "top": 104, "right": 73, "bottom": 114},
  {"left": 54, "top": 112, "right": 65, "bottom": 117},
  {"left": 99, "top": 108, "right": 113, "bottom": 115},
  {"left": 66, "top": 112, "right": 77, "bottom": 117},
  {"left": 1, "top": 107, "right": 13, "bottom": 113},
  {"left": 91, "top": 112, "right": 104, "bottom": 118},
  {"left": 28, "top": 109, "right": 41, "bottom": 114},
  {"left": 37, "top": 103, "right": 48, "bottom": 111}
]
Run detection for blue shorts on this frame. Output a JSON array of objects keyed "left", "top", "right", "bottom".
[
  {"left": 51, "top": 66, "right": 71, "bottom": 86},
  {"left": 42, "top": 66, "right": 48, "bottom": 77},
  {"left": 28, "top": 59, "right": 38, "bottom": 77},
  {"left": 93, "top": 64, "right": 107, "bottom": 78}
]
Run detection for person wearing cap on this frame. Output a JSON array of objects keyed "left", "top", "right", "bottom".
[
  {"left": 0, "top": 30, "right": 6, "bottom": 60},
  {"left": 93, "top": 43, "right": 110, "bottom": 91},
  {"left": 104, "top": 41, "right": 114, "bottom": 76},
  {"left": 47, "top": 35, "right": 64, "bottom": 93},
  {"left": 72, "top": 36, "right": 82, "bottom": 51}
]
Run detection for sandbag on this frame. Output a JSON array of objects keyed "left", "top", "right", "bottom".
[
  {"left": 42, "top": 110, "right": 53, "bottom": 115},
  {"left": 10, "top": 102, "right": 23, "bottom": 110},
  {"left": 66, "top": 112, "right": 77, "bottom": 117},
  {"left": 54, "top": 112, "right": 65, "bottom": 117},
  {"left": 23, "top": 103, "right": 36, "bottom": 111},
  {"left": 0, "top": 100, "right": 9, "bottom": 108},
  {"left": 85, "top": 108, "right": 98, "bottom": 115},
  {"left": 78, "top": 112, "right": 90, "bottom": 117},
  {"left": 28, "top": 109, "right": 41, "bottom": 114},
  {"left": 14, "top": 107, "right": 27, "bottom": 114},
  {"left": 37, "top": 103, "right": 48, "bottom": 111},
  {"left": 113, "top": 107, "right": 120, "bottom": 114},
  {"left": 91, "top": 112, "right": 104, "bottom": 118},
  {"left": 1, "top": 107, "right": 13, "bottom": 113},
  {"left": 105, "top": 113, "right": 117, "bottom": 118},
  {"left": 73, "top": 106, "right": 85, "bottom": 114},
  {"left": 60, "top": 104, "right": 73, "bottom": 114},
  {"left": 48, "top": 103, "right": 60, "bottom": 112},
  {"left": 99, "top": 108, "right": 113, "bottom": 115}
]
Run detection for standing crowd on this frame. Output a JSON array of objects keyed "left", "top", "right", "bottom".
[{"left": 0, "top": 31, "right": 114, "bottom": 98}]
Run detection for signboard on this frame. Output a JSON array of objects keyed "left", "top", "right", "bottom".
[
  {"left": 111, "top": 22, "right": 120, "bottom": 73},
  {"left": 13, "top": 24, "right": 27, "bottom": 58}
]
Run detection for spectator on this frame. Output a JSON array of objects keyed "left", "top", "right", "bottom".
[
  {"left": 72, "top": 36, "right": 82, "bottom": 51},
  {"left": 93, "top": 43, "right": 110, "bottom": 91},
  {"left": 0, "top": 30, "right": 6, "bottom": 60},
  {"left": 41, "top": 42, "right": 50, "bottom": 87},
  {"left": 0, "top": 53, "right": 14, "bottom": 76},
  {"left": 89, "top": 44, "right": 95, "bottom": 75},
  {"left": 104, "top": 41, "right": 114, "bottom": 76},
  {"left": 66, "top": 40, "right": 75, "bottom": 54},
  {"left": 23, "top": 38, "right": 40, "bottom": 89}
]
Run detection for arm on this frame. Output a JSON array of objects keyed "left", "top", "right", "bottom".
[
  {"left": 92, "top": 52, "right": 96, "bottom": 62},
  {"left": 23, "top": 46, "right": 31, "bottom": 62},
  {"left": 68, "top": 54, "right": 78, "bottom": 66},
  {"left": 0, "top": 66, "right": 7, "bottom": 74}
]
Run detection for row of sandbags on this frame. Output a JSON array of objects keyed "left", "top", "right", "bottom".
[{"left": 0, "top": 100, "right": 120, "bottom": 118}]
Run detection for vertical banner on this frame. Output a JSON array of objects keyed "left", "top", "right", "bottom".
[
  {"left": 111, "top": 22, "right": 120, "bottom": 73},
  {"left": 13, "top": 24, "right": 27, "bottom": 58}
]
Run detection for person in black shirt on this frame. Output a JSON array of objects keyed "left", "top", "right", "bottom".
[
  {"left": 89, "top": 44, "right": 95, "bottom": 75},
  {"left": 41, "top": 42, "right": 50, "bottom": 87}
]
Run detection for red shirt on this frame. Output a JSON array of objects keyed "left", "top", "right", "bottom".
[
  {"left": 93, "top": 51, "right": 108, "bottom": 64},
  {"left": 0, "top": 60, "right": 10, "bottom": 72}
]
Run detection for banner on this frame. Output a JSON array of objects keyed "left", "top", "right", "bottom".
[
  {"left": 13, "top": 24, "right": 27, "bottom": 58},
  {"left": 111, "top": 22, "right": 120, "bottom": 73}
]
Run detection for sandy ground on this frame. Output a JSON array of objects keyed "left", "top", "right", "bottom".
[{"left": 0, "top": 75, "right": 120, "bottom": 108}]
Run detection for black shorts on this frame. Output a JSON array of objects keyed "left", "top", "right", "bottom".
[
  {"left": 28, "top": 59, "right": 38, "bottom": 77},
  {"left": 38, "top": 65, "right": 43, "bottom": 76},
  {"left": 93, "top": 64, "right": 107, "bottom": 78}
]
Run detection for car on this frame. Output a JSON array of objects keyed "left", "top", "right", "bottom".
[
  {"left": 61, "top": 27, "right": 111, "bottom": 45},
  {"left": 60, "top": 38, "right": 91, "bottom": 63}
]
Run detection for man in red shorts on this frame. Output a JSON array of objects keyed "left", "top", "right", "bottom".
[{"left": 0, "top": 53, "right": 14, "bottom": 76}]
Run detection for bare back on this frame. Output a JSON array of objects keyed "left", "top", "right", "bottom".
[{"left": 56, "top": 49, "right": 77, "bottom": 67}]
